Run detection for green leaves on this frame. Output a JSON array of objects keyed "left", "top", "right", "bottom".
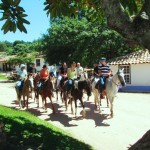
[
  {"left": 0, "top": 0, "right": 30, "bottom": 34},
  {"left": 120, "top": 0, "right": 144, "bottom": 15},
  {"left": 39, "top": 17, "right": 132, "bottom": 66}
]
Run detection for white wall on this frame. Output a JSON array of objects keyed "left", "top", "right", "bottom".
[
  {"left": 110, "top": 64, "right": 150, "bottom": 86},
  {"left": 34, "top": 58, "right": 45, "bottom": 72},
  {"left": 110, "top": 65, "right": 118, "bottom": 76},
  {"left": 131, "top": 64, "right": 150, "bottom": 86}
]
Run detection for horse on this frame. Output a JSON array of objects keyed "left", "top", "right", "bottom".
[
  {"left": 98, "top": 68, "right": 126, "bottom": 117},
  {"left": 37, "top": 77, "right": 55, "bottom": 113},
  {"left": 55, "top": 76, "right": 64, "bottom": 102},
  {"left": 15, "top": 75, "right": 33, "bottom": 109},
  {"left": 92, "top": 77, "right": 109, "bottom": 109},
  {"left": 33, "top": 73, "right": 40, "bottom": 102},
  {"left": 65, "top": 79, "right": 92, "bottom": 118}
]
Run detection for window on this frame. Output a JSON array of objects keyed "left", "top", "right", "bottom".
[
  {"left": 119, "top": 65, "right": 131, "bottom": 84},
  {"left": 36, "top": 59, "right": 40, "bottom": 67}
]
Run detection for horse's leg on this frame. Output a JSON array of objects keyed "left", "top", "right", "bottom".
[
  {"left": 61, "top": 91, "right": 63, "bottom": 103},
  {"left": 98, "top": 93, "right": 101, "bottom": 113},
  {"left": 70, "top": 98, "right": 74, "bottom": 115},
  {"left": 94, "top": 89, "right": 99, "bottom": 110},
  {"left": 49, "top": 96, "right": 55, "bottom": 114},
  {"left": 109, "top": 97, "right": 114, "bottom": 117},
  {"left": 19, "top": 94, "right": 22, "bottom": 109},
  {"left": 93, "top": 90, "right": 96, "bottom": 109},
  {"left": 87, "top": 96, "right": 90, "bottom": 101},
  {"left": 26, "top": 96, "right": 29, "bottom": 110},
  {"left": 63, "top": 92, "right": 68, "bottom": 111},
  {"left": 56, "top": 89, "right": 58, "bottom": 101},
  {"left": 80, "top": 98, "right": 86, "bottom": 118},
  {"left": 44, "top": 97, "right": 47, "bottom": 110},
  {"left": 15, "top": 87, "right": 22, "bottom": 108},
  {"left": 106, "top": 96, "right": 109, "bottom": 107},
  {"left": 74, "top": 99, "right": 77, "bottom": 117}
]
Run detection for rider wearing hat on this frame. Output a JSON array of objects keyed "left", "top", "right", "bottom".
[
  {"left": 16, "top": 64, "right": 27, "bottom": 92},
  {"left": 98, "top": 57, "right": 111, "bottom": 98}
]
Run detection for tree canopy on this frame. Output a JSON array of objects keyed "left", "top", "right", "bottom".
[
  {"left": 0, "top": 40, "right": 38, "bottom": 65},
  {"left": 39, "top": 17, "right": 135, "bottom": 67},
  {"left": 0, "top": 0, "right": 150, "bottom": 49}
]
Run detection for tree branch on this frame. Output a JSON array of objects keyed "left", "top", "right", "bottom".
[{"left": 100, "top": 0, "right": 150, "bottom": 49}]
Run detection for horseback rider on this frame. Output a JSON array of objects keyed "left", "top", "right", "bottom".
[
  {"left": 76, "top": 62, "right": 83, "bottom": 80},
  {"left": 65, "top": 61, "right": 77, "bottom": 92},
  {"left": 56, "top": 62, "right": 68, "bottom": 88},
  {"left": 28, "top": 63, "right": 37, "bottom": 75},
  {"left": 37, "top": 64, "right": 49, "bottom": 94},
  {"left": 93, "top": 61, "right": 100, "bottom": 79},
  {"left": 15, "top": 64, "right": 27, "bottom": 92},
  {"left": 98, "top": 57, "right": 111, "bottom": 98}
]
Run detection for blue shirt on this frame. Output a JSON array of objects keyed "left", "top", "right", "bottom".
[{"left": 17, "top": 69, "right": 27, "bottom": 80}]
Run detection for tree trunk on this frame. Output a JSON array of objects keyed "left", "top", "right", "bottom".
[{"left": 100, "top": 0, "right": 150, "bottom": 50}]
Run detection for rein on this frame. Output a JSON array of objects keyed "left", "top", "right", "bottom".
[{"left": 112, "top": 79, "right": 119, "bottom": 86}]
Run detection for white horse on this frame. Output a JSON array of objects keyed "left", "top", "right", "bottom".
[{"left": 98, "top": 68, "right": 126, "bottom": 117}]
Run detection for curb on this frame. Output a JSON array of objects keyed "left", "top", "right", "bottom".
[{"left": 0, "top": 80, "right": 15, "bottom": 83}]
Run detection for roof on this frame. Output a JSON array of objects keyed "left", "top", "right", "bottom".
[
  {"left": 109, "top": 49, "right": 150, "bottom": 65},
  {"left": 0, "top": 55, "right": 15, "bottom": 62}
]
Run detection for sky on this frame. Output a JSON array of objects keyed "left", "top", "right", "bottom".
[{"left": 0, "top": 0, "right": 50, "bottom": 42}]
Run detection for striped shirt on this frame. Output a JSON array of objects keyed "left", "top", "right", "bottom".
[{"left": 98, "top": 64, "right": 110, "bottom": 76}]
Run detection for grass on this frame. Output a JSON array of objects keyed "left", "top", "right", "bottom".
[
  {"left": 0, "top": 105, "right": 93, "bottom": 150},
  {"left": 0, "top": 73, "right": 8, "bottom": 80}
]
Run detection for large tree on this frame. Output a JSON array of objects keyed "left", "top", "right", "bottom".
[
  {"left": 0, "top": 0, "right": 150, "bottom": 49},
  {"left": 40, "top": 17, "right": 133, "bottom": 67}
]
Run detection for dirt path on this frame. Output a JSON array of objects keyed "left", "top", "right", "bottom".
[{"left": 0, "top": 82, "right": 150, "bottom": 150}]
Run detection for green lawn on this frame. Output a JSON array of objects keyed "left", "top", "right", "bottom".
[
  {"left": 0, "top": 73, "right": 8, "bottom": 80},
  {"left": 0, "top": 105, "right": 93, "bottom": 150}
]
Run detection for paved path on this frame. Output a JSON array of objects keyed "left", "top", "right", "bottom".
[{"left": 0, "top": 82, "right": 150, "bottom": 150}]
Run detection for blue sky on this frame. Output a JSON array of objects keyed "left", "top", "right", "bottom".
[{"left": 0, "top": 0, "right": 50, "bottom": 42}]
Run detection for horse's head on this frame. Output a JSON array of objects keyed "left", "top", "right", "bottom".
[
  {"left": 117, "top": 68, "right": 126, "bottom": 87},
  {"left": 80, "top": 72, "right": 88, "bottom": 81},
  {"left": 78, "top": 80, "right": 92, "bottom": 96},
  {"left": 23, "top": 76, "right": 33, "bottom": 90}
]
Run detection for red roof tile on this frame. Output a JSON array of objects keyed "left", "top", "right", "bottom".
[{"left": 109, "top": 50, "right": 150, "bottom": 65}]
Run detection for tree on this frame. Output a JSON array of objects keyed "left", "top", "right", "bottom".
[
  {"left": 39, "top": 17, "right": 133, "bottom": 67},
  {"left": 0, "top": 0, "right": 150, "bottom": 49},
  {"left": 8, "top": 51, "right": 35, "bottom": 65}
]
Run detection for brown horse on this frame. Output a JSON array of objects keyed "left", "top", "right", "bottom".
[
  {"left": 15, "top": 75, "right": 33, "bottom": 109},
  {"left": 65, "top": 79, "right": 92, "bottom": 118},
  {"left": 37, "top": 77, "right": 55, "bottom": 113}
]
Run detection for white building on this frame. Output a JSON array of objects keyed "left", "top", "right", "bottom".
[{"left": 109, "top": 49, "right": 150, "bottom": 92}]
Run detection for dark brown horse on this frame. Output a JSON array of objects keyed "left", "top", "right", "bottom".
[
  {"left": 66, "top": 79, "right": 92, "bottom": 118},
  {"left": 37, "top": 77, "right": 55, "bottom": 113},
  {"left": 33, "top": 73, "right": 40, "bottom": 102}
]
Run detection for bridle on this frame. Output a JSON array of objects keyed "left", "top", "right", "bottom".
[
  {"left": 112, "top": 79, "right": 119, "bottom": 86},
  {"left": 112, "top": 73, "right": 122, "bottom": 86}
]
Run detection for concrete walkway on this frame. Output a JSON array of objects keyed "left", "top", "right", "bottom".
[{"left": 0, "top": 82, "right": 150, "bottom": 150}]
